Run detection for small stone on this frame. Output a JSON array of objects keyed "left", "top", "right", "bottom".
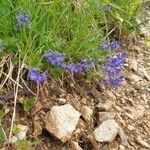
[
  {"left": 81, "top": 98, "right": 87, "bottom": 104},
  {"left": 97, "top": 100, "right": 114, "bottom": 111},
  {"left": 127, "top": 125, "right": 134, "bottom": 131},
  {"left": 132, "top": 45, "right": 143, "bottom": 53},
  {"left": 81, "top": 106, "right": 93, "bottom": 122},
  {"left": 128, "top": 74, "right": 142, "bottom": 82},
  {"left": 93, "top": 119, "right": 119, "bottom": 142},
  {"left": 45, "top": 104, "right": 81, "bottom": 142},
  {"left": 118, "top": 127, "right": 129, "bottom": 147},
  {"left": 128, "top": 59, "right": 138, "bottom": 71},
  {"left": 16, "top": 125, "right": 28, "bottom": 140},
  {"left": 137, "top": 67, "right": 150, "bottom": 81},
  {"left": 57, "top": 98, "right": 67, "bottom": 104},
  {"left": 98, "top": 112, "right": 116, "bottom": 122},
  {"left": 136, "top": 136, "right": 150, "bottom": 148},
  {"left": 131, "top": 105, "right": 145, "bottom": 119},
  {"left": 17, "top": 131, "right": 27, "bottom": 140},
  {"left": 70, "top": 141, "right": 83, "bottom": 150}
]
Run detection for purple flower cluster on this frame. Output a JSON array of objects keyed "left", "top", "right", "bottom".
[
  {"left": 64, "top": 58, "right": 97, "bottom": 73},
  {"left": 44, "top": 50, "right": 65, "bottom": 67},
  {"left": 16, "top": 10, "right": 31, "bottom": 29},
  {"left": 103, "top": 52, "right": 127, "bottom": 86},
  {"left": 100, "top": 41, "right": 121, "bottom": 50},
  {"left": 28, "top": 68, "right": 47, "bottom": 84},
  {"left": 44, "top": 50, "right": 97, "bottom": 73},
  {"left": 65, "top": 64, "right": 87, "bottom": 73}
]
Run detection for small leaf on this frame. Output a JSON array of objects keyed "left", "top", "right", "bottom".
[{"left": 23, "top": 98, "right": 36, "bottom": 112}]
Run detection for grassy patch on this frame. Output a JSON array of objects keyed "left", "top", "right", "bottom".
[{"left": 0, "top": 0, "right": 141, "bottom": 78}]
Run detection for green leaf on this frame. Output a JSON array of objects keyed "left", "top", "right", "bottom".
[{"left": 23, "top": 98, "right": 36, "bottom": 112}]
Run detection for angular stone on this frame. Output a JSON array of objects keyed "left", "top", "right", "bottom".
[
  {"left": 81, "top": 106, "right": 93, "bottom": 122},
  {"left": 98, "top": 112, "right": 116, "bottom": 122},
  {"left": 128, "top": 59, "right": 138, "bottom": 71},
  {"left": 97, "top": 100, "right": 114, "bottom": 111},
  {"left": 57, "top": 98, "right": 67, "bottom": 105},
  {"left": 45, "top": 104, "right": 81, "bottom": 142},
  {"left": 93, "top": 119, "right": 119, "bottom": 142},
  {"left": 136, "top": 136, "right": 150, "bottom": 149},
  {"left": 131, "top": 105, "right": 145, "bottom": 119},
  {"left": 16, "top": 124, "right": 28, "bottom": 140},
  {"left": 137, "top": 67, "right": 150, "bottom": 81}
]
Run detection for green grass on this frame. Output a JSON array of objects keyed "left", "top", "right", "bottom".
[{"left": 0, "top": 0, "right": 141, "bottom": 76}]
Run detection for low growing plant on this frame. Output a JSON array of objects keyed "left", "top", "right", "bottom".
[{"left": 0, "top": 0, "right": 142, "bottom": 86}]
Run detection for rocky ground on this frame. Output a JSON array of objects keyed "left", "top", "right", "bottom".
[{"left": 0, "top": 36, "right": 149, "bottom": 150}]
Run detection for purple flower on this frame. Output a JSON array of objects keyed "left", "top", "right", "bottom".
[
  {"left": 44, "top": 50, "right": 65, "bottom": 66},
  {"left": 105, "top": 67, "right": 121, "bottom": 76},
  {"left": 103, "top": 76, "right": 124, "bottom": 86},
  {"left": 110, "top": 41, "right": 121, "bottom": 50},
  {"left": 100, "top": 41, "right": 120, "bottom": 51},
  {"left": 100, "top": 43, "right": 111, "bottom": 50},
  {"left": 28, "top": 68, "right": 47, "bottom": 84},
  {"left": 65, "top": 64, "right": 84, "bottom": 73},
  {"left": 103, "top": 51, "right": 127, "bottom": 87},
  {"left": 107, "top": 52, "right": 127, "bottom": 68},
  {"left": 16, "top": 10, "right": 31, "bottom": 29}
]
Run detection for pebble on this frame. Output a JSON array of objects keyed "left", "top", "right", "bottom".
[
  {"left": 81, "top": 106, "right": 93, "bottom": 122},
  {"left": 137, "top": 67, "right": 150, "bottom": 81},
  {"left": 128, "top": 59, "right": 138, "bottom": 71},
  {"left": 16, "top": 124, "right": 28, "bottom": 140},
  {"left": 131, "top": 105, "right": 145, "bottom": 119},
  {"left": 127, "top": 125, "right": 135, "bottom": 131},
  {"left": 136, "top": 136, "right": 150, "bottom": 149},
  {"left": 93, "top": 119, "right": 119, "bottom": 142},
  {"left": 57, "top": 98, "right": 67, "bottom": 104},
  {"left": 97, "top": 100, "right": 114, "bottom": 111}
]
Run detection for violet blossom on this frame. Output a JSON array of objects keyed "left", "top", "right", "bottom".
[{"left": 28, "top": 68, "right": 47, "bottom": 84}]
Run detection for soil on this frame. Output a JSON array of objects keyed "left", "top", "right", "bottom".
[{"left": 0, "top": 36, "right": 150, "bottom": 150}]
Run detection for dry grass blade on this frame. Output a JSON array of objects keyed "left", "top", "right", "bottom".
[{"left": 8, "top": 59, "right": 24, "bottom": 143}]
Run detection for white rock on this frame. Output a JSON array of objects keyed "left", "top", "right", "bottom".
[
  {"left": 128, "top": 59, "right": 138, "bottom": 71},
  {"left": 70, "top": 141, "right": 83, "bottom": 150},
  {"left": 16, "top": 124, "right": 28, "bottom": 140},
  {"left": 45, "top": 104, "right": 81, "bottom": 142},
  {"left": 81, "top": 106, "right": 93, "bottom": 122},
  {"left": 18, "top": 131, "right": 27, "bottom": 140},
  {"left": 93, "top": 119, "right": 119, "bottom": 142}
]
